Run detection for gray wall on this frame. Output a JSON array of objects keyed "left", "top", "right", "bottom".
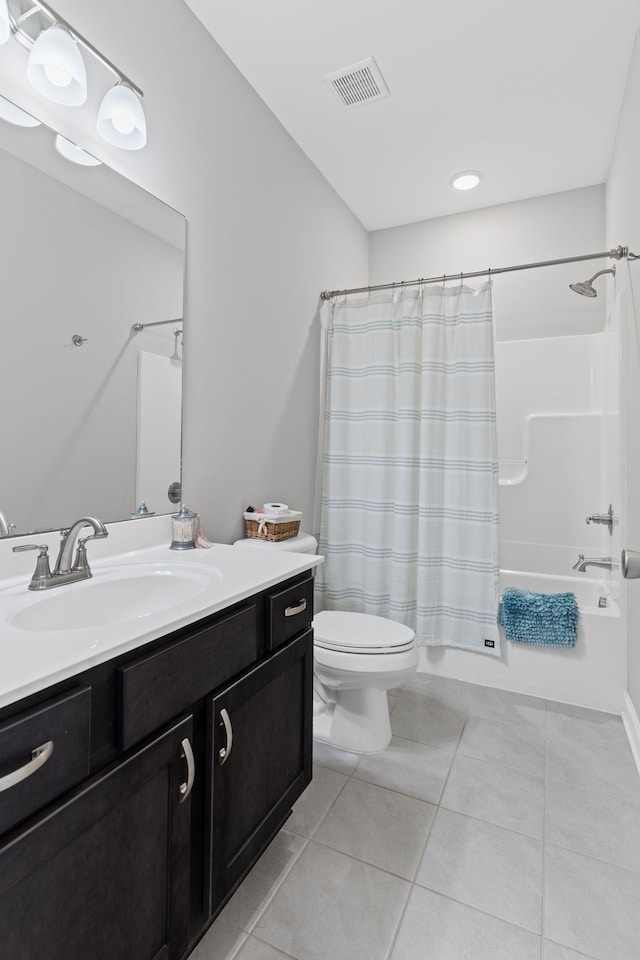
[
  {"left": 0, "top": 0, "right": 369, "bottom": 544},
  {"left": 370, "top": 185, "right": 607, "bottom": 341}
]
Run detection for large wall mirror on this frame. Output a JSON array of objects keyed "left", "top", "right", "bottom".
[{"left": 0, "top": 97, "right": 185, "bottom": 537}]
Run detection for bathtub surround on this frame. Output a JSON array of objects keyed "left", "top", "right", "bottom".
[
  {"left": 496, "top": 332, "right": 618, "bottom": 579},
  {"left": 316, "top": 283, "right": 500, "bottom": 655}
]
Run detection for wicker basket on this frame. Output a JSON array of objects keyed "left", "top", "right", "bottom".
[{"left": 243, "top": 510, "right": 302, "bottom": 542}]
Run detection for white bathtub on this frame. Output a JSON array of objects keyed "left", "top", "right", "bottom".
[
  {"left": 420, "top": 568, "right": 624, "bottom": 713},
  {"left": 500, "top": 569, "right": 619, "bottom": 619}
]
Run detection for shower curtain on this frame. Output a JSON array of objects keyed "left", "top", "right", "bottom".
[{"left": 315, "top": 282, "right": 501, "bottom": 656}]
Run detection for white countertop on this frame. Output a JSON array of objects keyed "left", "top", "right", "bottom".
[{"left": 0, "top": 518, "right": 322, "bottom": 710}]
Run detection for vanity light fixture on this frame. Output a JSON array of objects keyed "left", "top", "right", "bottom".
[
  {"left": 3, "top": 0, "right": 146, "bottom": 149},
  {"left": 450, "top": 170, "right": 483, "bottom": 191},
  {"left": 0, "top": 92, "right": 40, "bottom": 125},
  {"left": 0, "top": 0, "right": 10, "bottom": 45},
  {"left": 55, "top": 133, "right": 101, "bottom": 166}
]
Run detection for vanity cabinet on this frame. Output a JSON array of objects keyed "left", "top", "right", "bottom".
[
  {"left": 0, "top": 569, "right": 314, "bottom": 960},
  {"left": 0, "top": 714, "right": 193, "bottom": 960},
  {"left": 207, "top": 628, "right": 313, "bottom": 913}
]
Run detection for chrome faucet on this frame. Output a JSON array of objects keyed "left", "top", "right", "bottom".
[
  {"left": 13, "top": 517, "right": 108, "bottom": 590},
  {"left": 572, "top": 555, "right": 615, "bottom": 573},
  {"left": 53, "top": 517, "right": 108, "bottom": 576}
]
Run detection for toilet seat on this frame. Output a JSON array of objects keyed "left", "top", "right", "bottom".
[{"left": 313, "top": 610, "right": 415, "bottom": 655}]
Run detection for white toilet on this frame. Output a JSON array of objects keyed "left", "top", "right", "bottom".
[{"left": 233, "top": 532, "right": 419, "bottom": 753}]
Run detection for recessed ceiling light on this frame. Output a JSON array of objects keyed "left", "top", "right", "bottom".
[{"left": 450, "top": 170, "right": 483, "bottom": 191}]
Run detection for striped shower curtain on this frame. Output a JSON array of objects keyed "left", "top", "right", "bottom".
[{"left": 315, "top": 282, "right": 501, "bottom": 656}]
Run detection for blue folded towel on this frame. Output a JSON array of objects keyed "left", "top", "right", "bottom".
[{"left": 499, "top": 588, "right": 578, "bottom": 647}]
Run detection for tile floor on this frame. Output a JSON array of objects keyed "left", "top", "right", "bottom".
[{"left": 192, "top": 674, "right": 640, "bottom": 960}]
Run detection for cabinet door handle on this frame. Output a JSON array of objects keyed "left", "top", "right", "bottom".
[
  {"left": 0, "top": 740, "right": 54, "bottom": 793},
  {"left": 285, "top": 598, "right": 307, "bottom": 617},
  {"left": 179, "top": 737, "right": 195, "bottom": 803},
  {"left": 218, "top": 708, "right": 233, "bottom": 766}
]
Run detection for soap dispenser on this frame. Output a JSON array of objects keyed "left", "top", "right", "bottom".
[{"left": 170, "top": 505, "right": 197, "bottom": 550}]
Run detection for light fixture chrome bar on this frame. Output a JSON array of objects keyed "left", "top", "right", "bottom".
[
  {"left": 14, "top": 4, "right": 39, "bottom": 26},
  {"left": 320, "top": 245, "right": 636, "bottom": 301},
  {"left": 132, "top": 318, "right": 183, "bottom": 332},
  {"left": 6, "top": 4, "right": 34, "bottom": 49},
  {"left": 8, "top": 0, "right": 143, "bottom": 98}
]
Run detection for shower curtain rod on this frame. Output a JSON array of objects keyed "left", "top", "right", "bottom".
[{"left": 320, "top": 244, "right": 638, "bottom": 301}]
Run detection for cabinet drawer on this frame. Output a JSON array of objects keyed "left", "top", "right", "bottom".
[
  {"left": 118, "top": 604, "right": 258, "bottom": 750},
  {"left": 266, "top": 576, "right": 314, "bottom": 652},
  {"left": 0, "top": 686, "right": 91, "bottom": 836}
]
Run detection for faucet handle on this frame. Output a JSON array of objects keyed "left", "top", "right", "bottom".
[
  {"left": 72, "top": 531, "right": 106, "bottom": 574},
  {"left": 12, "top": 544, "right": 49, "bottom": 555},
  {"left": 12, "top": 544, "right": 52, "bottom": 589},
  {"left": 70, "top": 525, "right": 108, "bottom": 574}
]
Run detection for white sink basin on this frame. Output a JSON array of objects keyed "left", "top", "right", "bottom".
[{"left": 8, "top": 562, "right": 223, "bottom": 632}]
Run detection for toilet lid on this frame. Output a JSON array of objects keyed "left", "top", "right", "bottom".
[{"left": 313, "top": 611, "right": 415, "bottom": 654}]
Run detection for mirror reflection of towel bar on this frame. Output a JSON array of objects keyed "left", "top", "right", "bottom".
[{"left": 132, "top": 318, "right": 183, "bottom": 332}]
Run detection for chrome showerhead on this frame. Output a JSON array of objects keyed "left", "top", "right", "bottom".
[
  {"left": 569, "top": 279, "right": 598, "bottom": 297},
  {"left": 569, "top": 265, "right": 616, "bottom": 297}
]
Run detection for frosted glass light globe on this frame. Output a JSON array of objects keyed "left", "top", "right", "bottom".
[
  {"left": 97, "top": 83, "right": 146, "bottom": 150},
  {"left": 55, "top": 134, "right": 101, "bottom": 167},
  {"left": 0, "top": 95, "right": 41, "bottom": 127},
  {"left": 27, "top": 26, "right": 87, "bottom": 105},
  {"left": 43, "top": 62, "right": 73, "bottom": 88},
  {"left": 111, "top": 107, "right": 136, "bottom": 135}
]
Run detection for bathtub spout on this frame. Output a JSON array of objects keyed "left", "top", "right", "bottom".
[{"left": 572, "top": 554, "right": 615, "bottom": 573}]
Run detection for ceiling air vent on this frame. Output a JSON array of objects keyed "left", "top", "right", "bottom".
[{"left": 323, "top": 57, "right": 390, "bottom": 109}]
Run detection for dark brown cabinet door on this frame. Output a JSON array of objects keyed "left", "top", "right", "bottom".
[
  {"left": 206, "top": 630, "right": 313, "bottom": 914},
  {"left": 0, "top": 715, "right": 194, "bottom": 960}
]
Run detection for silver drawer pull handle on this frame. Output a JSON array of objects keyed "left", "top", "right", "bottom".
[
  {"left": 179, "top": 737, "right": 195, "bottom": 803},
  {"left": 218, "top": 708, "right": 233, "bottom": 766},
  {"left": 285, "top": 598, "right": 307, "bottom": 617},
  {"left": 0, "top": 740, "right": 54, "bottom": 793}
]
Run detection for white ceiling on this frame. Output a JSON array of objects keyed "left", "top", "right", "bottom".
[{"left": 185, "top": 0, "right": 640, "bottom": 232}]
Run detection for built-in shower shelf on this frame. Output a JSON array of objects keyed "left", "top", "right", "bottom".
[{"left": 498, "top": 459, "right": 528, "bottom": 485}]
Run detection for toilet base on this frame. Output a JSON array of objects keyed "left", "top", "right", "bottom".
[{"left": 313, "top": 686, "right": 392, "bottom": 753}]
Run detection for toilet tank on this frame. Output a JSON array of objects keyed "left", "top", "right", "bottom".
[{"left": 232, "top": 532, "right": 318, "bottom": 554}]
